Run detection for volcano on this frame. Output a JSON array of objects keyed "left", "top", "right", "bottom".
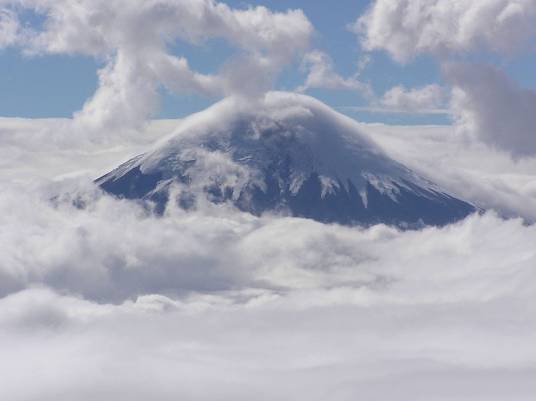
[{"left": 97, "top": 92, "right": 476, "bottom": 227}]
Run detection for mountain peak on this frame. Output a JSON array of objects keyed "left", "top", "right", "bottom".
[{"left": 97, "top": 92, "right": 476, "bottom": 227}]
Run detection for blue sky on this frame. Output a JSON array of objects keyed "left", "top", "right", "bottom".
[{"left": 1, "top": 0, "right": 535, "bottom": 125}]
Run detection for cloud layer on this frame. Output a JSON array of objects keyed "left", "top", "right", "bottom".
[
  {"left": 1, "top": 1, "right": 536, "bottom": 399},
  {"left": 362, "top": 121, "right": 536, "bottom": 220},
  {"left": 1, "top": 187, "right": 536, "bottom": 401},
  {"left": 1, "top": 115, "right": 536, "bottom": 400}
]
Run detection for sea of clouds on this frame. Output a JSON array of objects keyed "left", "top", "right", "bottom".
[
  {"left": 2, "top": 0, "right": 536, "bottom": 399},
  {"left": 1, "top": 116, "right": 536, "bottom": 401}
]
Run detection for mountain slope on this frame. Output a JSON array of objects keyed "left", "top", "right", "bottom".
[{"left": 96, "top": 92, "right": 476, "bottom": 227}]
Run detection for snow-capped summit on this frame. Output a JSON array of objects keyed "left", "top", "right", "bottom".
[{"left": 96, "top": 92, "right": 476, "bottom": 227}]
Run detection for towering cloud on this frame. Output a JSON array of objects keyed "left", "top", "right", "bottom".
[{"left": 1, "top": 0, "right": 313, "bottom": 134}]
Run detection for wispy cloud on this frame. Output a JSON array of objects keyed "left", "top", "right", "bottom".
[
  {"left": 297, "top": 50, "right": 372, "bottom": 97},
  {"left": 342, "top": 106, "right": 450, "bottom": 116}
]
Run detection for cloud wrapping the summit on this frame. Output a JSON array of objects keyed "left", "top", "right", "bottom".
[{"left": 0, "top": 88, "right": 535, "bottom": 401}]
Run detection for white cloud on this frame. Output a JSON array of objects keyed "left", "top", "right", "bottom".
[
  {"left": 360, "top": 122, "right": 536, "bottom": 220},
  {"left": 355, "top": 0, "right": 536, "bottom": 157},
  {"left": 355, "top": 0, "right": 536, "bottom": 63},
  {"left": 1, "top": 112, "right": 536, "bottom": 399},
  {"left": 444, "top": 63, "right": 536, "bottom": 158},
  {"left": 2, "top": 0, "right": 313, "bottom": 136},
  {"left": 343, "top": 84, "right": 448, "bottom": 115},
  {"left": 0, "top": 7, "right": 18, "bottom": 47},
  {"left": 1, "top": 2, "right": 536, "bottom": 396},
  {"left": 379, "top": 84, "right": 447, "bottom": 113},
  {"left": 1, "top": 192, "right": 536, "bottom": 400},
  {"left": 297, "top": 50, "right": 372, "bottom": 96}
]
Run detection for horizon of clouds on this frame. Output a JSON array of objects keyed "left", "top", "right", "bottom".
[{"left": 296, "top": 50, "right": 372, "bottom": 97}]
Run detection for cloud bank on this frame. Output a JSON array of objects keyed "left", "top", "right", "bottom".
[
  {"left": 1, "top": 114, "right": 536, "bottom": 400},
  {"left": 1, "top": 1, "right": 535, "bottom": 399},
  {"left": 1, "top": 183, "right": 536, "bottom": 401}
]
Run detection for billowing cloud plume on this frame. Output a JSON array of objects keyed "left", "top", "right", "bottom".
[
  {"left": 355, "top": 0, "right": 536, "bottom": 63},
  {"left": 1, "top": 0, "right": 313, "bottom": 135},
  {"left": 445, "top": 63, "right": 536, "bottom": 158},
  {"left": 297, "top": 50, "right": 371, "bottom": 96}
]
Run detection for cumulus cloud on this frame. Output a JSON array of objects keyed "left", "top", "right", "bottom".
[
  {"left": 297, "top": 50, "right": 372, "bottom": 96},
  {"left": 2, "top": 0, "right": 313, "bottom": 135},
  {"left": 355, "top": 0, "right": 536, "bottom": 63},
  {"left": 444, "top": 62, "right": 536, "bottom": 158}
]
